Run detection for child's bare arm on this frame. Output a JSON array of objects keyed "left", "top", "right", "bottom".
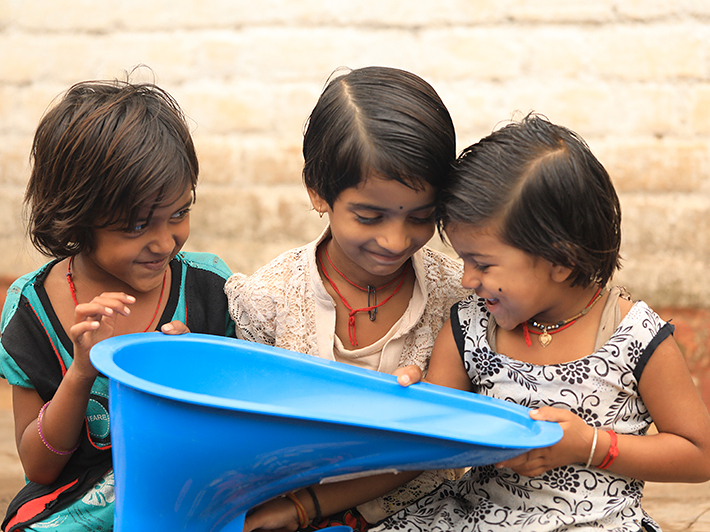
[
  {"left": 499, "top": 335, "right": 710, "bottom": 482},
  {"left": 611, "top": 334, "right": 710, "bottom": 482},
  {"left": 243, "top": 471, "right": 421, "bottom": 532},
  {"left": 14, "top": 293, "right": 133, "bottom": 485},
  {"left": 13, "top": 371, "right": 95, "bottom": 484},
  {"left": 397, "top": 319, "right": 472, "bottom": 392}
]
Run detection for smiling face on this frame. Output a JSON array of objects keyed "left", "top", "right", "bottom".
[
  {"left": 445, "top": 221, "right": 572, "bottom": 330},
  {"left": 310, "top": 175, "right": 436, "bottom": 285},
  {"left": 81, "top": 184, "right": 193, "bottom": 294}
]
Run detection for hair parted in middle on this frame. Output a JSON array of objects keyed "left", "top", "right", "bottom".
[
  {"left": 25, "top": 77, "right": 199, "bottom": 258},
  {"left": 439, "top": 113, "right": 622, "bottom": 288},
  {"left": 302, "top": 66, "right": 456, "bottom": 206}
]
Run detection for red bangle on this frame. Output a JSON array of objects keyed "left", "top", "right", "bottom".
[
  {"left": 598, "top": 430, "right": 619, "bottom": 469},
  {"left": 286, "top": 492, "right": 309, "bottom": 528}
]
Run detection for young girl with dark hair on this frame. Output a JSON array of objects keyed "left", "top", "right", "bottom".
[
  {"left": 0, "top": 77, "right": 235, "bottom": 532},
  {"left": 226, "top": 66, "right": 470, "bottom": 532},
  {"left": 388, "top": 114, "right": 710, "bottom": 532}
]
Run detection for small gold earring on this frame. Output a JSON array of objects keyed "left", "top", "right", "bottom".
[{"left": 318, "top": 211, "right": 324, "bottom": 219}]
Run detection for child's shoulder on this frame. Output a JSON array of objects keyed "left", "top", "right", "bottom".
[
  {"left": 225, "top": 244, "right": 311, "bottom": 301},
  {"left": 1, "top": 261, "right": 56, "bottom": 328},
  {"left": 174, "top": 251, "right": 232, "bottom": 279},
  {"left": 420, "top": 246, "right": 462, "bottom": 276},
  {"left": 417, "top": 247, "right": 471, "bottom": 309},
  {"left": 609, "top": 286, "right": 660, "bottom": 328},
  {"left": 616, "top": 286, "right": 635, "bottom": 316},
  {"left": 255, "top": 244, "right": 309, "bottom": 274},
  {"left": 419, "top": 246, "right": 466, "bottom": 290},
  {"left": 618, "top": 291, "right": 664, "bottom": 328}
]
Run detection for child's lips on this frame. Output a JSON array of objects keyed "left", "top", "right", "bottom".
[
  {"left": 138, "top": 258, "right": 168, "bottom": 271},
  {"left": 369, "top": 249, "right": 406, "bottom": 265},
  {"left": 483, "top": 297, "right": 500, "bottom": 310}
]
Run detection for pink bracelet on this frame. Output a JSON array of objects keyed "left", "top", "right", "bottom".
[{"left": 37, "top": 401, "right": 80, "bottom": 456}]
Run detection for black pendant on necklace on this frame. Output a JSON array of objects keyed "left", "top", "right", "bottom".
[{"left": 367, "top": 285, "right": 377, "bottom": 321}]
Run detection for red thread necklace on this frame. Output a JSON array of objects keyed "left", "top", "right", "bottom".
[
  {"left": 318, "top": 245, "right": 409, "bottom": 346},
  {"left": 66, "top": 256, "right": 167, "bottom": 333},
  {"left": 522, "top": 286, "right": 604, "bottom": 348}
]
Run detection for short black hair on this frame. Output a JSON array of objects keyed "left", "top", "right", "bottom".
[
  {"left": 303, "top": 66, "right": 456, "bottom": 206},
  {"left": 25, "top": 79, "right": 198, "bottom": 257},
  {"left": 439, "top": 113, "right": 621, "bottom": 287}
]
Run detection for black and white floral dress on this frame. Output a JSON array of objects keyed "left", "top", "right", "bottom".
[{"left": 373, "top": 292, "right": 673, "bottom": 532}]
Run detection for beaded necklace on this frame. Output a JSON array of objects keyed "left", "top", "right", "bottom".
[
  {"left": 522, "top": 286, "right": 604, "bottom": 347},
  {"left": 318, "top": 245, "right": 409, "bottom": 347},
  {"left": 66, "top": 256, "right": 167, "bottom": 333}
]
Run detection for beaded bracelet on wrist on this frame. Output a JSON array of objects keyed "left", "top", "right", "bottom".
[{"left": 37, "top": 401, "right": 80, "bottom": 456}]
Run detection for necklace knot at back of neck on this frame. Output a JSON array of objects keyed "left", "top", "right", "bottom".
[
  {"left": 319, "top": 245, "right": 408, "bottom": 346},
  {"left": 522, "top": 286, "right": 604, "bottom": 348}
]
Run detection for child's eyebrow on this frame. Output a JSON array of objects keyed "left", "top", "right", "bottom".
[
  {"left": 458, "top": 250, "right": 491, "bottom": 260},
  {"left": 410, "top": 202, "right": 436, "bottom": 212},
  {"left": 348, "top": 201, "right": 436, "bottom": 213},
  {"left": 135, "top": 197, "right": 192, "bottom": 222},
  {"left": 173, "top": 199, "right": 193, "bottom": 211}
]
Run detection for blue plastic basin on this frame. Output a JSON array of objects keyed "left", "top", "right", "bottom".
[{"left": 91, "top": 333, "right": 561, "bottom": 531}]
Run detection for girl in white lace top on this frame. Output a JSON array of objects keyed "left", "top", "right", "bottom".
[{"left": 225, "top": 66, "right": 470, "bottom": 532}]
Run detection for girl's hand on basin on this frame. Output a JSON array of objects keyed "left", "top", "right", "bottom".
[
  {"left": 160, "top": 320, "right": 191, "bottom": 335},
  {"left": 394, "top": 365, "right": 423, "bottom": 387}
]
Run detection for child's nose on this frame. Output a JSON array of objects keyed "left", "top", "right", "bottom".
[
  {"left": 149, "top": 225, "right": 177, "bottom": 254},
  {"left": 461, "top": 265, "right": 481, "bottom": 290},
  {"left": 377, "top": 222, "right": 410, "bottom": 254}
]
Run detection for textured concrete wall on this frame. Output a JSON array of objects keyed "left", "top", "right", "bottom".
[{"left": 1, "top": 0, "right": 709, "bottom": 308}]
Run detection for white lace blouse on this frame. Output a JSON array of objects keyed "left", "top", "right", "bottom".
[
  {"left": 224, "top": 228, "right": 471, "bottom": 522},
  {"left": 224, "top": 228, "right": 470, "bottom": 373}
]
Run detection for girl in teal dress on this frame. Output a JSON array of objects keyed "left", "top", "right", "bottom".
[{"left": 0, "top": 76, "right": 234, "bottom": 532}]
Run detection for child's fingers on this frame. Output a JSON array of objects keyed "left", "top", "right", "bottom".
[
  {"left": 514, "top": 409, "right": 593, "bottom": 471},
  {"left": 161, "top": 320, "right": 190, "bottom": 335},
  {"left": 497, "top": 448, "right": 550, "bottom": 476},
  {"left": 394, "top": 365, "right": 423, "bottom": 387},
  {"left": 73, "top": 303, "right": 121, "bottom": 325},
  {"left": 496, "top": 450, "right": 531, "bottom": 470},
  {"left": 92, "top": 292, "right": 136, "bottom": 311},
  {"left": 96, "top": 292, "right": 136, "bottom": 304},
  {"left": 69, "top": 319, "right": 101, "bottom": 338},
  {"left": 529, "top": 406, "right": 577, "bottom": 423},
  {"left": 68, "top": 320, "right": 104, "bottom": 351},
  {"left": 77, "top": 292, "right": 135, "bottom": 315},
  {"left": 74, "top": 297, "right": 133, "bottom": 322}
]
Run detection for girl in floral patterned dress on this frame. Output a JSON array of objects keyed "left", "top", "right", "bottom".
[{"left": 387, "top": 113, "right": 710, "bottom": 532}]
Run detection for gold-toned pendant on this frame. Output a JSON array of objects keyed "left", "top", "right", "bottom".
[{"left": 539, "top": 331, "right": 552, "bottom": 347}]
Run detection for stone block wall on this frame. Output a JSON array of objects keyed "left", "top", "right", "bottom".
[{"left": 1, "top": 0, "right": 709, "bottom": 308}]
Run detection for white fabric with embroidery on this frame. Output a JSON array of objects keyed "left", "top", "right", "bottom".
[
  {"left": 224, "top": 228, "right": 471, "bottom": 522},
  {"left": 372, "top": 293, "right": 667, "bottom": 532}
]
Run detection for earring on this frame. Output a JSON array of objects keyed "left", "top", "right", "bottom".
[{"left": 318, "top": 211, "right": 324, "bottom": 219}]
